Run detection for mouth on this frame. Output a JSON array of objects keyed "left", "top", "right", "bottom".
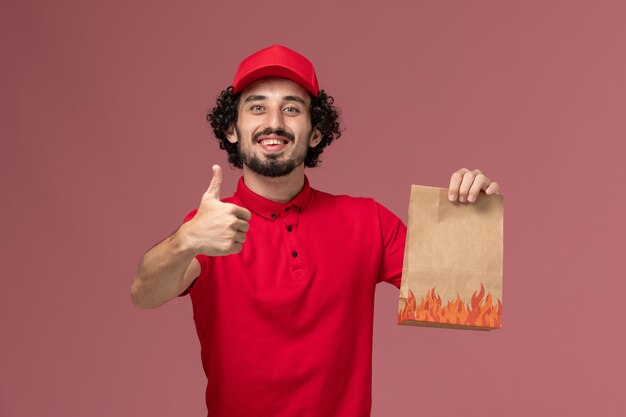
[{"left": 256, "top": 135, "right": 290, "bottom": 153}]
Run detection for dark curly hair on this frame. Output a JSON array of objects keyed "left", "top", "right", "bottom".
[{"left": 207, "top": 86, "right": 342, "bottom": 168}]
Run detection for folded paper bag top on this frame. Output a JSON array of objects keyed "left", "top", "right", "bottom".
[{"left": 397, "top": 185, "right": 504, "bottom": 330}]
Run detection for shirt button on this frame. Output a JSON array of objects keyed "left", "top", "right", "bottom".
[
  {"left": 292, "top": 251, "right": 298, "bottom": 258},
  {"left": 271, "top": 213, "right": 277, "bottom": 219},
  {"left": 286, "top": 225, "right": 293, "bottom": 232}
]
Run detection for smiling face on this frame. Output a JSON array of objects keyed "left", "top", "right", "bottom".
[{"left": 226, "top": 77, "right": 322, "bottom": 178}]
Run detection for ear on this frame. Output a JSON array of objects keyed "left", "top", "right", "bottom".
[
  {"left": 309, "top": 128, "right": 323, "bottom": 148},
  {"left": 225, "top": 124, "right": 238, "bottom": 144}
]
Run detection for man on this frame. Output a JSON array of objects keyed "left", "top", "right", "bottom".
[{"left": 131, "top": 45, "right": 500, "bottom": 417}]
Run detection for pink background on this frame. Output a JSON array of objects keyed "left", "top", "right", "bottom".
[{"left": 2, "top": 1, "right": 625, "bottom": 416}]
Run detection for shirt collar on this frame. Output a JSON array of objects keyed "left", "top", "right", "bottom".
[{"left": 234, "top": 175, "right": 313, "bottom": 221}]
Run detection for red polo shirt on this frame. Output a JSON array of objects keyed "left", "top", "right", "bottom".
[{"left": 181, "top": 176, "right": 406, "bottom": 417}]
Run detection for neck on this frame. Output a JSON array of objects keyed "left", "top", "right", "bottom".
[{"left": 242, "top": 165, "right": 306, "bottom": 203}]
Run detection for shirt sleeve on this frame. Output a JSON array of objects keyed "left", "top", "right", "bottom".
[
  {"left": 375, "top": 202, "right": 407, "bottom": 289},
  {"left": 178, "top": 208, "right": 209, "bottom": 296}
]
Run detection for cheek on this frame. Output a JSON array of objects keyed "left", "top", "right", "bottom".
[{"left": 233, "top": 123, "right": 251, "bottom": 143}]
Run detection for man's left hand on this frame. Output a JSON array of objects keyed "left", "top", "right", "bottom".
[{"left": 448, "top": 168, "right": 500, "bottom": 203}]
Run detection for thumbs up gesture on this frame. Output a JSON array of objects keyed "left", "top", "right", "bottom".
[{"left": 183, "top": 165, "right": 252, "bottom": 256}]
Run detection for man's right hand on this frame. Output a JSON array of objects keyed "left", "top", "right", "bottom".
[{"left": 182, "top": 164, "right": 251, "bottom": 256}]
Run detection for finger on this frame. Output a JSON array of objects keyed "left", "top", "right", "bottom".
[
  {"left": 458, "top": 172, "right": 476, "bottom": 202},
  {"left": 234, "top": 219, "right": 250, "bottom": 233},
  {"left": 230, "top": 243, "right": 243, "bottom": 254},
  {"left": 221, "top": 239, "right": 242, "bottom": 254},
  {"left": 485, "top": 182, "right": 500, "bottom": 195},
  {"left": 234, "top": 232, "right": 247, "bottom": 244},
  {"left": 227, "top": 204, "right": 252, "bottom": 221},
  {"left": 467, "top": 174, "right": 489, "bottom": 202},
  {"left": 205, "top": 164, "right": 223, "bottom": 200},
  {"left": 448, "top": 168, "right": 468, "bottom": 201}
]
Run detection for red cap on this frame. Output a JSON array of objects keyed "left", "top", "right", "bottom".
[{"left": 232, "top": 45, "right": 319, "bottom": 97}]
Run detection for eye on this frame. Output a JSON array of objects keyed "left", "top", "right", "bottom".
[
  {"left": 283, "top": 106, "right": 300, "bottom": 114},
  {"left": 249, "top": 104, "right": 264, "bottom": 112}
]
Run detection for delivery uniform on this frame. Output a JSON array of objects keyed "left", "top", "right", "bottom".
[{"left": 181, "top": 175, "right": 406, "bottom": 417}]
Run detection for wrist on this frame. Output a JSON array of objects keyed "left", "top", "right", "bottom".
[{"left": 172, "top": 223, "right": 198, "bottom": 256}]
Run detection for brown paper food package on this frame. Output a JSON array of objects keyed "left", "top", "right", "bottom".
[{"left": 397, "top": 185, "right": 504, "bottom": 330}]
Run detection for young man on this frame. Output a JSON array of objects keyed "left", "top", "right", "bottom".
[{"left": 131, "top": 45, "right": 500, "bottom": 417}]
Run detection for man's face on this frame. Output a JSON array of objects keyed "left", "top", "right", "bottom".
[{"left": 226, "top": 77, "right": 321, "bottom": 177}]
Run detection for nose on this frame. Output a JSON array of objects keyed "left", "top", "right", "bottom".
[{"left": 266, "top": 106, "right": 285, "bottom": 131}]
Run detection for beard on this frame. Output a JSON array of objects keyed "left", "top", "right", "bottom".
[
  {"left": 236, "top": 126, "right": 309, "bottom": 178},
  {"left": 242, "top": 153, "right": 302, "bottom": 177}
]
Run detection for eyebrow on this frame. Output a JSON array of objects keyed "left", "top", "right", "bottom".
[
  {"left": 243, "top": 95, "right": 307, "bottom": 105},
  {"left": 283, "top": 95, "right": 306, "bottom": 105},
  {"left": 244, "top": 95, "right": 267, "bottom": 102}
]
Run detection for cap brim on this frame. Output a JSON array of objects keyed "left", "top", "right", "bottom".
[{"left": 233, "top": 65, "right": 318, "bottom": 97}]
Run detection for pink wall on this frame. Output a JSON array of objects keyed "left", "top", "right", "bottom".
[{"left": 3, "top": 0, "right": 625, "bottom": 416}]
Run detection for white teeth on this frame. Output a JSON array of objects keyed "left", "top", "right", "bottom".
[{"left": 260, "top": 139, "right": 287, "bottom": 145}]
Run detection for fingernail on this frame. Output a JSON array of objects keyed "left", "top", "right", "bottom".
[
  {"left": 459, "top": 196, "right": 466, "bottom": 202},
  {"left": 468, "top": 195, "right": 475, "bottom": 202},
  {"left": 449, "top": 194, "right": 456, "bottom": 201}
]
